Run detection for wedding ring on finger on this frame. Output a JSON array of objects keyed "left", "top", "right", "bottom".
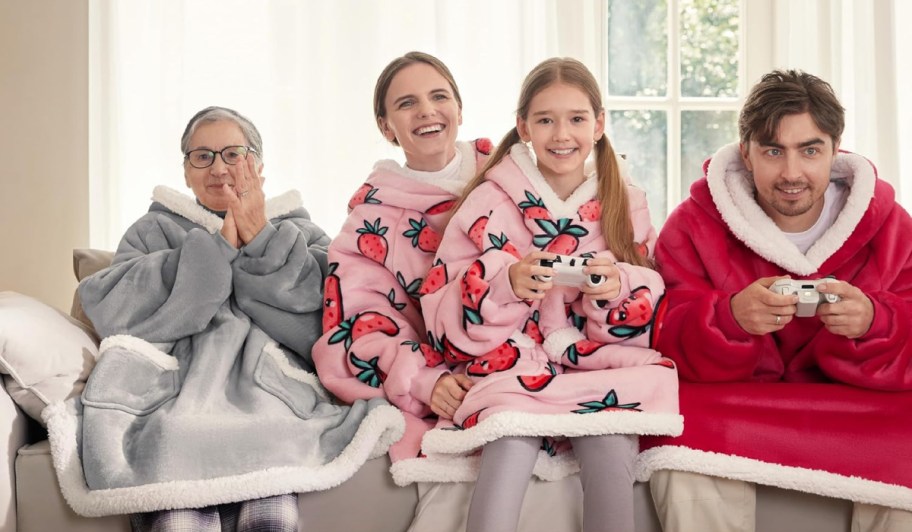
[
  {"left": 775, "top": 314, "right": 782, "bottom": 326},
  {"left": 239, "top": 190, "right": 250, "bottom": 198}
]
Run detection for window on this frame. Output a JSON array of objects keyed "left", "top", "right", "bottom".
[{"left": 602, "top": 0, "right": 743, "bottom": 228}]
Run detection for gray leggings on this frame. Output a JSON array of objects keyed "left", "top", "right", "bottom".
[{"left": 466, "top": 434, "right": 638, "bottom": 532}]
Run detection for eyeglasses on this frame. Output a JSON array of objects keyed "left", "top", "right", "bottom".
[{"left": 184, "top": 146, "right": 258, "bottom": 169}]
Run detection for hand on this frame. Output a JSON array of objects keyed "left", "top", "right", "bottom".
[
  {"left": 225, "top": 153, "right": 267, "bottom": 245},
  {"left": 430, "top": 373, "right": 474, "bottom": 420},
  {"left": 730, "top": 276, "right": 798, "bottom": 335},
  {"left": 509, "top": 251, "right": 556, "bottom": 300},
  {"left": 220, "top": 204, "right": 240, "bottom": 248},
  {"left": 580, "top": 257, "right": 621, "bottom": 302},
  {"left": 816, "top": 280, "right": 874, "bottom": 338}
]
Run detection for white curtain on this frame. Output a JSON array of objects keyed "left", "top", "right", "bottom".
[
  {"left": 88, "top": 0, "right": 604, "bottom": 249},
  {"left": 769, "top": 0, "right": 910, "bottom": 201}
]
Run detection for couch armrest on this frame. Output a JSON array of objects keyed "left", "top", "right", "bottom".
[{"left": 0, "top": 379, "right": 30, "bottom": 530}]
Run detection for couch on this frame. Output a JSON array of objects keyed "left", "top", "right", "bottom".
[{"left": 0, "top": 250, "right": 859, "bottom": 532}]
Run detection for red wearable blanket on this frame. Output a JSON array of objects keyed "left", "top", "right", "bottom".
[{"left": 638, "top": 381, "right": 912, "bottom": 510}]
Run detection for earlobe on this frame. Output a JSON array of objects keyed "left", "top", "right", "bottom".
[{"left": 378, "top": 118, "right": 396, "bottom": 143}]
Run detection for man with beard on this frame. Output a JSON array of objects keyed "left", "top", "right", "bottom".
[{"left": 648, "top": 70, "right": 912, "bottom": 532}]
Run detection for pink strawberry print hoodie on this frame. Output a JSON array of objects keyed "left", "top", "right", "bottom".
[
  {"left": 417, "top": 143, "right": 682, "bottom": 480},
  {"left": 312, "top": 140, "right": 490, "bottom": 468}
]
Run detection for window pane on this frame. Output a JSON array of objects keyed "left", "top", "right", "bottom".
[
  {"left": 609, "top": 110, "right": 668, "bottom": 228},
  {"left": 607, "top": 0, "right": 667, "bottom": 97},
  {"left": 680, "top": 110, "right": 738, "bottom": 197},
  {"left": 680, "top": 0, "right": 740, "bottom": 97}
]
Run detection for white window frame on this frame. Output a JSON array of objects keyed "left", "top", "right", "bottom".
[{"left": 599, "top": 0, "right": 773, "bottom": 220}]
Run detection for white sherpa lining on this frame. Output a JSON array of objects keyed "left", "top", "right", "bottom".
[
  {"left": 151, "top": 186, "right": 304, "bottom": 235},
  {"left": 706, "top": 143, "right": 876, "bottom": 276},
  {"left": 261, "top": 342, "right": 330, "bottom": 402},
  {"left": 100, "top": 335, "right": 179, "bottom": 371},
  {"left": 637, "top": 445, "right": 912, "bottom": 512},
  {"left": 372, "top": 141, "right": 477, "bottom": 196},
  {"left": 542, "top": 327, "right": 586, "bottom": 362},
  {"left": 421, "top": 410, "right": 683, "bottom": 457},
  {"left": 510, "top": 144, "right": 599, "bottom": 220},
  {"left": 42, "top": 401, "right": 405, "bottom": 517},
  {"left": 390, "top": 449, "right": 581, "bottom": 487}
]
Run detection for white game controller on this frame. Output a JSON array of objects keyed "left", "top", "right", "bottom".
[
  {"left": 769, "top": 278, "right": 841, "bottom": 317},
  {"left": 535, "top": 255, "right": 605, "bottom": 288}
]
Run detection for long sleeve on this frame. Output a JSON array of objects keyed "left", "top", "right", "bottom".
[
  {"left": 811, "top": 207, "right": 912, "bottom": 391},
  {"left": 78, "top": 213, "right": 236, "bottom": 343},
  {"left": 654, "top": 208, "right": 771, "bottom": 382},
  {"left": 421, "top": 184, "right": 533, "bottom": 360},
  {"left": 312, "top": 206, "right": 447, "bottom": 417},
  {"left": 232, "top": 214, "right": 330, "bottom": 363}
]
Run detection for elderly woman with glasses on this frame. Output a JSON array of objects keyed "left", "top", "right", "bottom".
[{"left": 62, "top": 107, "right": 403, "bottom": 531}]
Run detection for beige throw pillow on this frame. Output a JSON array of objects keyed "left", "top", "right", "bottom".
[
  {"left": 69, "top": 248, "right": 115, "bottom": 333},
  {"left": 0, "top": 292, "right": 98, "bottom": 425}
]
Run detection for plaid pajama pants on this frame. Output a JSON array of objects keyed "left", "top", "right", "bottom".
[{"left": 130, "top": 493, "right": 298, "bottom": 532}]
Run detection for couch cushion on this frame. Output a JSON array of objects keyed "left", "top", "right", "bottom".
[
  {"left": 0, "top": 292, "right": 98, "bottom": 425},
  {"left": 69, "top": 249, "right": 115, "bottom": 333}
]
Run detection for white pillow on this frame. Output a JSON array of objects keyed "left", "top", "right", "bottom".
[{"left": 0, "top": 291, "right": 98, "bottom": 425}]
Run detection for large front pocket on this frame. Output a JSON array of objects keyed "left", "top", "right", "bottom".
[
  {"left": 82, "top": 335, "right": 179, "bottom": 415},
  {"left": 254, "top": 342, "right": 334, "bottom": 420}
]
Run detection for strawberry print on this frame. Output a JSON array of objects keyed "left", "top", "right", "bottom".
[
  {"left": 403, "top": 218, "right": 441, "bottom": 253},
  {"left": 356, "top": 218, "right": 389, "bottom": 265},
  {"left": 386, "top": 289, "right": 406, "bottom": 311},
  {"left": 443, "top": 336, "right": 475, "bottom": 367},
  {"left": 488, "top": 232, "right": 522, "bottom": 259},
  {"left": 461, "top": 261, "right": 489, "bottom": 328},
  {"left": 522, "top": 310, "right": 544, "bottom": 343},
  {"left": 517, "top": 363, "right": 557, "bottom": 392},
  {"left": 468, "top": 216, "right": 489, "bottom": 251},
  {"left": 322, "top": 263, "right": 344, "bottom": 331},
  {"left": 577, "top": 199, "right": 601, "bottom": 222},
  {"left": 649, "top": 294, "right": 668, "bottom": 348},
  {"left": 572, "top": 390, "right": 642, "bottom": 414},
  {"left": 541, "top": 437, "right": 557, "bottom": 457},
  {"left": 403, "top": 340, "right": 444, "bottom": 368},
  {"left": 328, "top": 311, "right": 400, "bottom": 350},
  {"left": 518, "top": 191, "right": 550, "bottom": 220},
  {"left": 418, "top": 261, "right": 448, "bottom": 296},
  {"left": 466, "top": 341, "right": 520, "bottom": 376},
  {"left": 349, "top": 353, "right": 387, "bottom": 388},
  {"left": 426, "top": 199, "right": 456, "bottom": 215},
  {"left": 608, "top": 286, "right": 654, "bottom": 339},
  {"left": 396, "top": 271, "right": 422, "bottom": 302},
  {"left": 347, "top": 184, "right": 380, "bottom": 211},
  {"left": 565, "top": 339, "right": 604, "bottom": 366},
  {"left": 532, "top": 218, "right": 589, "bottom": 254},
  {"left": 459, "top": 408, "right": 485, "bottom": 430},
  {"left": 474, "top": 137, "right": 493, "bottom": 155}
]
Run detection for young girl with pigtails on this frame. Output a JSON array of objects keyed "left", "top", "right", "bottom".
[{"left": 419, "top": 57, "right": 682, "bottom": 532}]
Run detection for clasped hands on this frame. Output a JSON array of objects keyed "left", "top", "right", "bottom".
[
  {"left": 220, "top": 154, "right": 268, "bottom": 248},
  {"left": 731, "top": 276, "right": 874, "bottom": 338}
]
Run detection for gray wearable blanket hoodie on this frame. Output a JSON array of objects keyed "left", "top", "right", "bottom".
[{"left": 43, "top": 186, "right": 405, "bottom": 517}]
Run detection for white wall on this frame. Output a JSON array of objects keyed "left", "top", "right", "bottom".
[{"left": 0, "top": 1, "right": 90, "bottom": 312}]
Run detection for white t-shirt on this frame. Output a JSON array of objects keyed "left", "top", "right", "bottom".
[{"left": 784, "top": 181, "right": 849, "bottom": 254}]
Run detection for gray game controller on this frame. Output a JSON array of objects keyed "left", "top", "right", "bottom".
[
  {"left": 769, "top": 278, "right": 841, "bottom": 317},
  {"left": 535, "top": 255, "right": 605, "bottom": 288}
]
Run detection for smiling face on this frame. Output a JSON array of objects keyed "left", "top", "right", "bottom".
[
  {"left": 183, "top": 120, "right": 261, "bottom": 211},
  {"left": 517, "top": 82, "right": 605, "bottom": 198},
  {"left": 378, "top": 62, "right": 462, "bottom": 172},
  {"left": 740, "top": 112, "right": 839, "bottom": 232}
]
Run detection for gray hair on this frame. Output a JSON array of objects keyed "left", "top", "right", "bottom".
[{"left": 180, "top": 106, "right": 263, "bottom": 162}]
